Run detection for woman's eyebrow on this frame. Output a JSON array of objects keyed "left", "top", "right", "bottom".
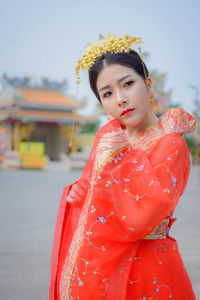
[{"left": 99, "top": 74, "right": 132, "bottom": 92}]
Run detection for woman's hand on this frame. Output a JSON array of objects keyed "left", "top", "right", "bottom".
[{"left": 66, "top": 182, "right": 78, "bottom": 204}]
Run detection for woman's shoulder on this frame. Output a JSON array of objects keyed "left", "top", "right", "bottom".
[
  {"left": 144, "top": 107, "right": 195, "bottom": 154},
  {"left": 159, "top": 107, "right": 196, "bottom": 136}
]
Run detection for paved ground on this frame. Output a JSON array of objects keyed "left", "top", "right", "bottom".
[{"left": 0, "top": 163, "right": 199, "bottom": 299}]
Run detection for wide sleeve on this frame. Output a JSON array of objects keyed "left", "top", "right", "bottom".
[
  {"left": 49, "top": 131, "right": 102, "bottom": 300},
  {"left": 90, "top": 134, "right": 191, "bottom": 242}
]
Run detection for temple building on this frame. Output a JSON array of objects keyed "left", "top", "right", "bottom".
[{"left": 0, "top": 75, "right": 95, "bottom": 168}]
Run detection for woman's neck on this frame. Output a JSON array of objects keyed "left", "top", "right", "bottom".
[{"left": 126, "top": 113, "right": 159, "bottom": 143}]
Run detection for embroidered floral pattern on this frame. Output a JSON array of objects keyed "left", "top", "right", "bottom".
[
  {"left": 171, "top": 176, "right": 177, "bottom": 186},
  {"left": 78, "top": 278, "right": 84, "bottom": 286},
  {"left": 143, "top": 218, "right": 170, "bottom": 240},
  {"left": 98, "top": 216, "right": 106, "bottom": 224}
]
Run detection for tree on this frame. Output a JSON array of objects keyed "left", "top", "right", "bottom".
[{"left": 142, "top": 52, "right": 180, "bottom": 115}]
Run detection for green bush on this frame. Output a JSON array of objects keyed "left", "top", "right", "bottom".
[{"left": 183, "top": 136, "right": 195, "bottom": 149}]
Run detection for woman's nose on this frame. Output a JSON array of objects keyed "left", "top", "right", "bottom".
[{"left": 116, "top": 91, "right": 128, "bottom": 106}]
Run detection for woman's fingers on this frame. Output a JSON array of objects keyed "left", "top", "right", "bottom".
[
  {"left": 66, "top": 182, "right": 78, "bottom": 203},
  {"left": 66, "top": 194, "right": 73, "bottom": 204},
  {"left": 66, "top": 180, "right": 87, "bottom": 204}
]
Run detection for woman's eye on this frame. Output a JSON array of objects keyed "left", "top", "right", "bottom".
[
  {"left": 103, "top": 91, "right": 112, "bottom": 98},
  {"left": 124, "top": 81, "right": 134, "bottom": 87}
]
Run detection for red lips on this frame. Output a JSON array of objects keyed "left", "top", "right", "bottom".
[{"left": 121, "top": 108, "right": 135, "bottom": 116}]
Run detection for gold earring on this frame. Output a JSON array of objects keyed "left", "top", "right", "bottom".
[
  {"left": 107, "top": 114, "right": 111, "bottom": 121},
  {"left": 148, "top": 97, "right": 155, "bottom": 125},
  {"left": 150, "top": 97, "right": 155, "bottom": 105}
]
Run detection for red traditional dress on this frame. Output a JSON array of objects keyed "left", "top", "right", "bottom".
[{"left": 50, "top": 108, "right": 196, "bottom": 300}]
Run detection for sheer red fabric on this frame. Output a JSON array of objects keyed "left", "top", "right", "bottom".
[{"left": 50, "top": 108, "right": 196, "bottom": 300}]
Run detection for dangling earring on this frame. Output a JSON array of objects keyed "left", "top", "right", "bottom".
[
  {"left": 148, "top": 97, "right": 155, "bottom": 126},
  {"left": 150, "top": 96, "right": 155, "bottom": 106},
  {"left": 107, "top": 113, "right": 114, "bottom": 122}
]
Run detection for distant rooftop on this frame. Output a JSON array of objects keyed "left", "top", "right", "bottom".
[
  {"left": 0, "top": 74, "right": 93, "bottom": 124},
  {"left": 19, "top": 89, "right": 79, "bottom": 108}
]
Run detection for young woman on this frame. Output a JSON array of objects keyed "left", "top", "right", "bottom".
[{"left": 50, "top": 35, "right": 196, "bottom": 300}]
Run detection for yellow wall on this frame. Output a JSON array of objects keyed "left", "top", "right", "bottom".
[{"left": 76, "top": 133, "right": 96, "bottom": 149}]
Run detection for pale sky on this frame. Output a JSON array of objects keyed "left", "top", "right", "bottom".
[{"left": 0, "top": 0, "right": 199, "bottom": 115}]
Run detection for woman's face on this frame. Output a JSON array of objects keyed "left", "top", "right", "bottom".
[{"left": 96, "top": 64, "right": 153, "bottom": 130}]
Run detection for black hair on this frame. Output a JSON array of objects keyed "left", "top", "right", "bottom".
[{"left": 89, "top": 49, "right": 149, "bottom": 102}]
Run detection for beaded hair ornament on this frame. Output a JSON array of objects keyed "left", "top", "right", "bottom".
[
  {"left": 76, "top": 34, "right": 143, "bottom": 84},
  {"left": 70, "top": 34, "right": 151, "bottom": 148}
]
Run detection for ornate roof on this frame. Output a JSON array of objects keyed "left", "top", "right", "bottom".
[{"left": 18, "top": 89, "right": 81, "bottom": 109}]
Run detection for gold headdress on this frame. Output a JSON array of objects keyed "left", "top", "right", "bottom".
[{"left": 76, "top": 34, "right": 143, "bottom": 84}]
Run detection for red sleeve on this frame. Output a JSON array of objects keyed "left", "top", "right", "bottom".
[
  {"left": 49, "top": 129, "right": 101, "bottom": 300},
  {"left": 90, "top": 134, "right": 190, "bottom": 242}
]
